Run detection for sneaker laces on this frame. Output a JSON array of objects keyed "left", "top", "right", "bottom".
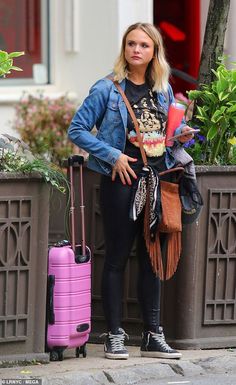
[
  {"left": 100, "top": 329, "right": 129, "bottom": 351},
  {"left": 148, "top": 331, "right": 172, "bottom": 351}
]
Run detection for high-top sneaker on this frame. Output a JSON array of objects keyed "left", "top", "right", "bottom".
[
  {"left": 140, "top": 327, "right": 182, "bottom": 359},
  {"left": 101, "top": 328, "right": 129, "bottom": 359}
]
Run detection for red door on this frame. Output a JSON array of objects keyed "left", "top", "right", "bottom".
[
  {"left": 154, "top": 0, "right": 200, "bottom": 95},
  {"left": 0, "top": 0, "right": 41, "bottom": 79}
]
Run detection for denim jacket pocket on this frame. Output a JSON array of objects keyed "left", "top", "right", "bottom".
[
  {"left": 107, "top": 100, "right": 120, "bottom": 111},
  {"left": 105, "top": 100, "right": 122, "bottom": 125}
]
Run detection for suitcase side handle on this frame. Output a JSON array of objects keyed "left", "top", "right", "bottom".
[{"left": 48, "top": 275, "right": 55, "bottom": 324}]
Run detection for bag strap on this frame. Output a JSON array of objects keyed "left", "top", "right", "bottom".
[
  {"left": 159, "top": 166, "right": 184, "bottom": 177},
  {"left": 111, "top": 79, "right": 148, "bottom": 167}
]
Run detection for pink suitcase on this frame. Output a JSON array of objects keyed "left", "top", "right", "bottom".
[{"left": 46, "top": 155, "right": 91, "bottom": 361}]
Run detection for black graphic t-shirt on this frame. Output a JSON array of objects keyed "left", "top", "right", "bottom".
[{"left": 124, "top": 79, "right": 168, "bottom": 172}]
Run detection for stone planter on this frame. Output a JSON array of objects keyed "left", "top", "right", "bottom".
[
  {"left": 163, "top": 166, "right": 236, "bottom": 349},
  {"left": 0, "top": 173, "right": 50, "bottom": 362}
]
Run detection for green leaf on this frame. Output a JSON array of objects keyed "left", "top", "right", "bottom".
[
  {"left": 219, "top": 91, "right": 230, "bottom": 101},
  {"left": 231, "top": 71, "right": 236, "bottom": 82},
  {"left": 204, "top": 91, "right": 218, "bottom": 103},
  {"left": 211, "top": 110, "right": 223, "bottom": 123},
  {"left": 187, "top": 90, "right": 202, "bottom": 100},
  {"left": 196, "top": 105, "right": 210, "bottom": 117},
  {"left": 227, "top": 104, "right": 236, "bottom": 113},
  {"left": 230, "top": 85, "right": 236, "bottom": 93},
  {"left": 196, "top": 106, "right": 204, "bottom": 116},
  {"left": 207, "top": 125, "right": 218, "bottom": 140},
  {"left": 196, "top": 115, "right": 209, "bottom": 122},
  {"left": 0, "top": 60, "right": 12, "bottom": 69},
  {"left": 0, "top": 51, "right": 8, "bottom": 61},
  {"left": 8, "top": 51, "right": 25, "bottom": 58},
  {"left": 211, "top": 69, "right": 218, "bottom": 78},
  {"left": 216, "top": 78, "right": 229, "bottom": 95},
  {"left": 10, "top": 66, "right": 23, "bottom": 72}
]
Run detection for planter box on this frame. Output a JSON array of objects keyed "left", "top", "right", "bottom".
[
  {"left": 0, "top": 173, "right": 50, "bottom": 362},
  {"left": 163, "top": 166, "right": 236, "bottom": 349}
]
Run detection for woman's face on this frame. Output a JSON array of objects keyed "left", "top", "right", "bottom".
[{"left": 124, "top": 28, "right": 155, "bottom": 70}]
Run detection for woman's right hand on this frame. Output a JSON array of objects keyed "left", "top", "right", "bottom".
[{"left": 112, "top": 154, "right": 137, "bottom": 185}]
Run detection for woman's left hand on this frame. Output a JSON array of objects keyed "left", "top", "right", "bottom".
[{"left": 178, "top": 125, "right": 194, "bottom": 143}]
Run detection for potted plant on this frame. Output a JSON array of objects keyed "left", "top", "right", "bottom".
[
  {"left": 185, "top": 58, "right": 236, "bottom": 165},
  {"left": 163, "top": 58, "right": 236, "bottom": 350},
  {"left": 0, "top": 133, "right": 67, "bottom": 191}
]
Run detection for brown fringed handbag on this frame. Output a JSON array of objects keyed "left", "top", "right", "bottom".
[
  {"left": 143, "top": 175, "right": 183, "bottom": 280},
  {"left": 113, "top": 80, "right": 183, "bottom": 280}
]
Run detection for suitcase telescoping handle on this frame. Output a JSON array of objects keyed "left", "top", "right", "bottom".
[{"left": 68, "top": 155, "right": 87, "bottom": 261}]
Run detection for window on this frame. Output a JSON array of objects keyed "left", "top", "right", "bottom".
[{"left": 0, "top": 0, "right": 49, "bottom": 85}]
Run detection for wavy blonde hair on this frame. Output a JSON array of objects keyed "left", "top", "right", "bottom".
[{"left": 113, "top": 22, "right": 170, "bottom": 92}]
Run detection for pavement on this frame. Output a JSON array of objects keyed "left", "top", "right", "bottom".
[{"left": 1, "top": 343, "right": 236, "bottom": 385}]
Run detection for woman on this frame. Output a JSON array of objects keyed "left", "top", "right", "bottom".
[{"left": 68, "top": 22, "right": 193, "bottom": 360}]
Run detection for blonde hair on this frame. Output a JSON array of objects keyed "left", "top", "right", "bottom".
[{"left": 113, "top": 22, "right": 170, "bottom": 92}]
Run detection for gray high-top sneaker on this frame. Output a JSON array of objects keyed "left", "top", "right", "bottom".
[
  {"left": 140, "top": 327, "right": 182, "bottom": 359},
  {"left": 101, "top": 328, "right": 129, "bottom": 359}
]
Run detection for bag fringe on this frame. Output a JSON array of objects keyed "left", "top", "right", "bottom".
[
  {"left": 165, "top": 232, "right": 182, "bottom": 280},
  {"left": 144, "top": 187, "right": 182, "bottom": 281},
  {"left": 144, "top": 195, "right": 164, "bottom": 280}
]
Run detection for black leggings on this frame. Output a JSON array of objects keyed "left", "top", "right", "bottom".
[{"left": 100, "top": 174, "right": 167, "bottom": 334}]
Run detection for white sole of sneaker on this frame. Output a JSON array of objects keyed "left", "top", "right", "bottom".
[
  {"left": 105, "top": 352, "right": 129, "bottom": 360},
  {"left": 140, "top": 351, "right": 182, "bottom": 359}
]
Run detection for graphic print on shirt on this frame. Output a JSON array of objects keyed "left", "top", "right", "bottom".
[{"left": 127, "top": 90, "right": 167, "bottom": 157}]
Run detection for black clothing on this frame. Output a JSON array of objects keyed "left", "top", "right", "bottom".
[{"left": 100, "top": 175, "right": 167, "bottom": 333}]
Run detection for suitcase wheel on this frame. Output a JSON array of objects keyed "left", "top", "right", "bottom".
[
  {"left": 76, "top": 344, "right": 87, "bottom": 358},
  {"left": 50, "top": 349, "right": 64, "bottom": 361}
]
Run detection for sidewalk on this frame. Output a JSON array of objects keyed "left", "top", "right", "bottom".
[{"left": 1, "top": 343, "right": 236, "bottom": 385}]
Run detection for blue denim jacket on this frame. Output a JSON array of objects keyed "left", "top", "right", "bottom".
[{"left": 68, "top": 76, "right": 183, "bottom": 175}]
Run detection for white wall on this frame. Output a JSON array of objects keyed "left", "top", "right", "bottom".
[
  {"left": 51, "top": 0, "right": 153, "bottom": 100},
  {"left": 51, "top": 0, "right": 119, "bottom": 101},
  {"left": 224, "top": 0, "right": 236, "bottom": 63},
  {"left": 117, "top": 0, "right": 153, "bottom": 44}
]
